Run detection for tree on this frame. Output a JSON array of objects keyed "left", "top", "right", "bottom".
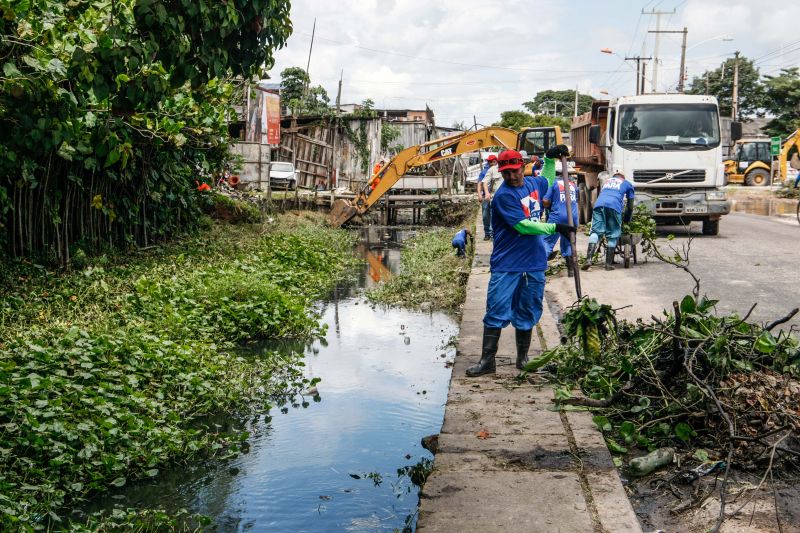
[
  {"left": 355, "top": 98, "right": 377, "bottom": 118},
  {"left": 687, "top": 55, "right": 766, "bottom": 118},
  {"left": 278, "top": 67, "right": 330, "bottom": 115},
  {"left": 451, "top": 120, "right": 468, "bottom": 130},
  {"left": 523, "top": 90, "right": 594, "bottom": 118},
  {"left": 529, "top": 114, "right": 572, "bottom": 131},
  {"left": 381, "top": 123, "right": 401, "bottom": 154},
  {"left": 494, "top": 110, "right": 535, "bottom": 130},
  {"left": 0, "top": 0, "right": 293, "bottom": 262},
  {"left": 494, "top": 111, "right": 571, "bottom": 132},
  {"left": 280, "top": 67, "right": 310, "bottom": 108},
  {"left": 763, "top": 68, "right": 800, "bottom": 136}
]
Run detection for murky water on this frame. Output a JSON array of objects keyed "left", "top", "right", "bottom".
[
  {"left": 730, "top": 196, "right": 797, "bottom": 217},
  {"left": 86, "top": 227, "right": 457, "bottom": 532}
]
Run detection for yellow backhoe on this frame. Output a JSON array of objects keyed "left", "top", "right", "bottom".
[
  {"left": 328, "top": 126, "right": 563, "bottom": 227},
  {"left": 724, "top": 129, "right": 800, "bottom": 186}
]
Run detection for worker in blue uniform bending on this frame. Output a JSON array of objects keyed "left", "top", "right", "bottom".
[
  {"left": 583, "top": 168, "right": 635, "bottom": 271},
  {"left": 466, "top": 148, "right": 575, "bottom": 377},
  {"left": 451, "top": 228, "right": 473, "bottom": 257},
  {"left": 543, "top": 174, "right": 579, "bottom": 277}
]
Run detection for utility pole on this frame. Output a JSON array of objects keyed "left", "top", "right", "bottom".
[
  {"left": 641, "top": 61, "right": 647, "bottom": 95},
  {"left": 678, "top": 27, "right": 688, "bottom": 92},
  {"left": 705, "top": 72, "right": 709, "bottom": 94},
  {"left": 732, "top": 51, "right": 740, "bottom": 120},
  {"left": 625, "top": 56, "right": 652, "bottom": 95},
  {"left": 303, "top": 18, "right": 316, "bottom": 98},
  {"left": 574, "top": 85, "right": 579, "bottom": 117},
  {"left": 643, "top": 8, "right": 676, "bottom": 92},
  {"left": 331, "top": 69, "right": 342, "bottom": 189}
]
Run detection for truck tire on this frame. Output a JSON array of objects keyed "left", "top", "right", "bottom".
[
  {"left": 702, "top": 219, "right": 720, "bottom": 236},
  {"left": 744, "top": 168, "right": 770, "bottom": 186}
]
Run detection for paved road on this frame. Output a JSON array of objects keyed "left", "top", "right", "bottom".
[{"left": 548, "top": 212, "right": 800, "bottom": 333}]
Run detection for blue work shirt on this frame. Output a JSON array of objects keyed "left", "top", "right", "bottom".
[
  {"left": 490, "top": 176, "right": 549, "bottom": 273},
  {"left": 545, "top": 179, "right": 579, "bottom": 225},
  {"left": 452, "top": 228, "right": 468, "bottom": 248},
  {"left": 593, "top": 176, "right": 635, "bottom": 214},
  {"left": 476, "top": 163, "right": 490, "bottom": 183}
]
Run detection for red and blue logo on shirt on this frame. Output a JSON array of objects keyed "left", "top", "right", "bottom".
[{"left": 520, "top": 191, "right": 542, "bottom": 219}]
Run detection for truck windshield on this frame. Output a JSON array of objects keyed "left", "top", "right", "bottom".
[{"left": 617, "top": 104, "right": 720, "bottom": 150}]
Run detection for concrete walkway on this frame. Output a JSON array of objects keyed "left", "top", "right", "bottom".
[{"left": 417, "top": 215, "right": 642, "bottom": 533}]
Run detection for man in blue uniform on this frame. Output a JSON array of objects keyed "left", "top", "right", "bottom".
[
  {"left": 451, "top": 228, "right": 473, "bottom": 257},
  {"left": 466, "top": 149, "right": 575, "bottom": 377},
  {"left": 477, "top": 154, "right": 498, "bottom": 240},
  {"left": 583, "top": 168, "right": 635, "bottom": 271},
  {"left": 543, "top": 175, "right": 579, "bottom": 276}
]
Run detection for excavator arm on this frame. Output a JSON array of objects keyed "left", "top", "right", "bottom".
[
  {"left": 329, "top": 127, "right": 518, "bottom": 227},
  {"left": 779, "top": 129, "right": 800, "bottom": 182}
]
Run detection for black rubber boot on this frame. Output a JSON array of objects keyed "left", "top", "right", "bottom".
[
  {"left": 581, "top": 243, "right": 597, "bottom": 271},
  {"left": 604, "top": 246, "right": 616, "bottom": 271},
  {"left": 515, "top": 329, "right": 533, "bottom": 370},
  {"left": 466, "top": 327, "right": 501, "bottom": 377},
  {"left": 566, "top": 257, "right": 574, "bottom": 277}
]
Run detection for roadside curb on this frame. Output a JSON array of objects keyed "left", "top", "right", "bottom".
[{"left": 417, "top": 211, "right": 642, "bottom": 532}]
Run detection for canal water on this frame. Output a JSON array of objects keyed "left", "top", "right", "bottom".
[{"left": 88, "top": 227, "right": 458, "bottom": 532}]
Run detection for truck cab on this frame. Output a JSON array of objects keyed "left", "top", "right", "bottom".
[{"left": 576, "top": 94, "right": 739, "bottom": 236}]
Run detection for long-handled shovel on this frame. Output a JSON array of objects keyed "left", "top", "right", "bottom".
[{"left": 559, "top": 155, "right": 582, "bottom": 300}]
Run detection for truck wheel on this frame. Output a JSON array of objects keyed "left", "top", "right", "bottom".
[
  {"left": 702, "top": 219, "right": 720, "bottom": 236},
  {"left": 744, "top": 169, "right": 770, "bottom": 186}
]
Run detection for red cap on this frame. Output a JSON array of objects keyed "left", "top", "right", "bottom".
[
  {"left": 487, "top": 154, "right": 498, "bottom": 162},
  {"left": 498, "top": 150, "right": 524, "bottom": 172}
]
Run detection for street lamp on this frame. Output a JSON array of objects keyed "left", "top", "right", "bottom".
[
  {"left": 601, "top": 48, "right": 648, "bottom": 95},
  {"left": 680, "top": 35, "right": 734, "bottom": 92},
  {"left": 686, "top": 35, "right": 733, "bottom": 53}
]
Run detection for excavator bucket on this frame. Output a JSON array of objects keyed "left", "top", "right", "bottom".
[{"left": 328, "top": 198, "right": 360, "bottom": 227}]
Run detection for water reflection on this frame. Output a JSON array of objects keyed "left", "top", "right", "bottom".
[{"left": 86, "top": 227, "right": 457, "bottom": 532}]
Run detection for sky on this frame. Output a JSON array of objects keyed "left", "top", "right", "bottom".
[{"left": 267, "top": 0, "right": 800, "bottom": 127}]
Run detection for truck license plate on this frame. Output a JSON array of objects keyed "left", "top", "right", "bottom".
[{"left": 685, "top": 206, "right": 707, "bottom": 214}]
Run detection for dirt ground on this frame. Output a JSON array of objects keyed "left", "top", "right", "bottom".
[{"left": 629, "top": 467, "right": 800, "bottom": 532}]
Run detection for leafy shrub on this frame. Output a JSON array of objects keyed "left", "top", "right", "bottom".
[{"left": 0, "top": 216, "right": 356, "bottom": 529}]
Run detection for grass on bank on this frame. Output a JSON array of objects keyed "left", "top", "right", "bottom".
[
  {"left": 367, "top": 207, "right": 477, "bottom": 312},
  {"left": 0, "top": 211, "right": 357, "bottom": 530}
]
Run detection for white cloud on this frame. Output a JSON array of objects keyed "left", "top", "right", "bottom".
[{"left": 268, "top": 0, "right": 800, "bottom": 126}]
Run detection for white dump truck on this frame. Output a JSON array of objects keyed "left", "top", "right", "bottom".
[{"left": 571, "top": 94, "right": 741, "bottom": 235}]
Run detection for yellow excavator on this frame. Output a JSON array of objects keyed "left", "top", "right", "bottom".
[
  {"left": 329, "top": 126, "right": 563, "bottom": 227},
  {"left": 724, "top": 129, "right": 800, "bottom": 186}
]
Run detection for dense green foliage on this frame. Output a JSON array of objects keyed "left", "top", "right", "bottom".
[
  {"left": 523, "top": 90, "right": 594, "bottom": 118},
  {"left": 688, "top": 55, "right": 765, "bottom": 117},
  {"left": 367, "top": 227, "right": 471, "bottom": 312},
  {"left": 0, "top": 0, "right": 292, "bottom": 263},
  {"left": 494, "top": 110, "right": 571, "bottom": 132},
  {"left": 0, "top": 215, "right": 357, "bottom": 529},
  {"left": 763, "top": 68, "right": 800, "bottom": 136},
  {"left": 279, "top": 66, "right": 330, "bottom": 116}
]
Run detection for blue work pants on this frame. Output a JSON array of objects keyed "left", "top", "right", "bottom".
[
  {"left": 483, "top": 271, "right": 545, "bottom": 331},
  {"left": 481, "top": 199, "right": 492, "bottom": 238},
  {"left": 588, "top": 207, "right": 623, "bottom": 250}
]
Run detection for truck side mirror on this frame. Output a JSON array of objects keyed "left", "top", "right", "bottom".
[
  {"left": 731, "top": 121, "right": 742, "bottom": 142},
  {"left": 589, "top": 125, "right": 601, "bottom": 145}
]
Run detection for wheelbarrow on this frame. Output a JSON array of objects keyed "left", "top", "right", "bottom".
[{"left": 615, "top": 232, "right": 642, "bottom": 269}]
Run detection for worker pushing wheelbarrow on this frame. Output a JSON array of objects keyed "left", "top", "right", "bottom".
[{"left": 581, "top": 167, "right": 635, "bottom": 271}]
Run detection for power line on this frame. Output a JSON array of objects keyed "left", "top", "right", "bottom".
[{"left": 296, "top": 32, "right": 617, "bottom": 74}]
